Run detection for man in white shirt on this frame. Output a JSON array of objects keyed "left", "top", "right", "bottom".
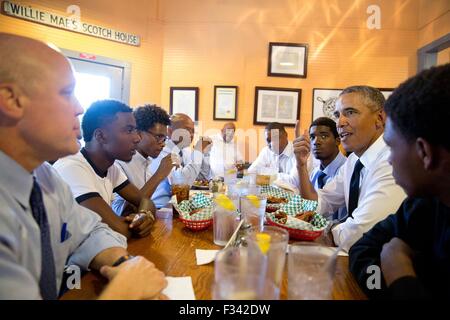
[
  {"left": 209, "top": 122, "right": 244, "bottom": 178},
  {"left": 150, "top": 113, "right": 212, "bottom": 208},
  {"left": 113, "top": 104, "right": 174, "bottom": 215},
  {"left": 0, "top": 33, "right": 166, "bottom": 300},
  {"left": 294, "top": 86, "right": 406, "bottom": 252},
  {"left": 248, "top": 122, "right": 297, "bottom": 182},
  {"left": 54, "top": 100, "right": 165, "bottom": 239}
]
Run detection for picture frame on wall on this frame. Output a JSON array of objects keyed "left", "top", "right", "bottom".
[
  {"left": 213, "top": 86, "right": 238, "bottom": 120},
  {"left": 312, "top": 88, "right": 395, "bottom": 122},
  {"left": 170, "top": 87, "right": 199, "bottom": 121},
  {"left": 268, "top": 42, "right": 308, "bottom": 78},
  {"left": 254, "top": 86, "right": 301, "bottom": 127}
]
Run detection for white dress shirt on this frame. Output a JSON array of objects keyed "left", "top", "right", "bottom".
[
  {"left": 208, "top": 133, "right": 243, "bottom": 178},
  {"left": 317, "top": 135, "right": 407, "bottom": 252},
  {"left": 113, "top": 151, "right": 153, "bottom": 215},
  {"left": 150, "top": 139, "right": 204, "bottom": 208},
  {"left": 248, "top": 142, "right": 297, "bottom": 180}
]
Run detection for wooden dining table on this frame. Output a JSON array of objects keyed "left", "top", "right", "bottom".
[{"left": 62, "top": 205, "right": 366, "bottom": 300}]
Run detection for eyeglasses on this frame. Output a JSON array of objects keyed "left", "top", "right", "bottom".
[{"left": 146, "top": 130, "right": 167, "bottom": 142}]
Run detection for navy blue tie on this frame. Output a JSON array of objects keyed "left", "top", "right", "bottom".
[
  {"left": 347, "top": 160, "right": 364, "bottom": 218},
  {"left": 30, "top": 177, "right": 57, "bottom": 300},
  {"left": 317, "top": 171, "right": 327, "bottom": 189}
]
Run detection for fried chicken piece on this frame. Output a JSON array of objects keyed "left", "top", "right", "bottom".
[
  {"left": 294, "top": 210, "right": 315, "bottom": 222},
  {"left": 267, "top": 196, "right": 288, "bottom": 204},
  {"left": 274, "top": 211, "right": 287, "bottom": 224}
]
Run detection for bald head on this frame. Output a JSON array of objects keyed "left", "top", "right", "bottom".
[
  {"left": 0, "top": 33, "right": 82, "bottom": 171},
  {"left": 222, "top": 122, "right": 236, "bottom": 143},
  {"left": 168, "top": 113, "right": 195, "bottom": 147},
  {"left": 0, "top": 33, "right": 66, "bottom": 94}
]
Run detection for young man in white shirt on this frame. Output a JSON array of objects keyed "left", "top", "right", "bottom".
[
  {"left": 209, "top": 122, "right": 244, "bottom": 178},
  {"left": 0, "top": 33, "right": 166, "bottom": 299},
  {"left": 113, "top": 104, "right": 174, "bottom": 215},
  {"left": 248, "top": 122, "right": 298, "bottom": 182},
  {"left": 294, "top": 86, "right": 406, "bottom": 252},
  {"left": 54, "top": 100, "right": 159, "bottom": 239},
  {"left": 150, "top": 113, "right": 212, "bottom": 208}
]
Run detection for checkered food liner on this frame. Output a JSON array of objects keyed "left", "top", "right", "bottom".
[
  {"left": 175, "top": 199, "right": 213, "bottom": 221},
  {"left": 267, "top": 195, "right": 327, "bottom": 231},
  {"left": 260, "top": 185, "right": 293, "bottom": 201}
]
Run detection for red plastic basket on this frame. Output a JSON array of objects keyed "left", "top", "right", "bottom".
[
  {"left": 179, "top": 216, "right": 213, "bottom": 231},
  {"left": 267, "top": 219, "right": 323, "bottom": 241}
]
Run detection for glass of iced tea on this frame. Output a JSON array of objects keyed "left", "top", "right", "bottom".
[{"left": 170, "top": 171, "right": 190, "bottom": 203}]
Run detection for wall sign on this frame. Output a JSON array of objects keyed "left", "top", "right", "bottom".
[{"left": 1, "top": 0, "right": 141, "bottom": 46}]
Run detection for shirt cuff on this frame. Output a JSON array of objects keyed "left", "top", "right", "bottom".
[{"left": 67, "top": 224, "right": 127, "bottom": 271}]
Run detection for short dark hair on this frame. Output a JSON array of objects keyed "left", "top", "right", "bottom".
[
  {"left": 384, "top": 63, "right": 450, "bottom": 151},
  {"left": 340, "top": 85, "right": 385, "bottom": 111},
  {"left": 134, "top": 104, "right": 170, "bottom": 132},
  {"left": 82, "top": 99, "right": 132, "bottom": 142},
  {"left": 310, "top": 117, "right": 339, "bottom": 138},
  {"left": 265, "top": 122, "right": 286, "bottom": 134}
]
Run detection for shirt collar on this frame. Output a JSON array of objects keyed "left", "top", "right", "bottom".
[
  {"left": 80, "top": 148, "right": 107, "bottom": 178},
  {"left": 358, "top": 135, "right": 386, "bottom": 170},
  {"left": 322, "top": 151, "right": 347, "bottom": 176},
  {"left": 0, "top": 150, "right": 34, "bottom": 210},
  {"left": 279, "top": 142, "right": 294, "bottom": 158},
  {"left": 135, "top": 150, "right": 151, "bottom": 166}
]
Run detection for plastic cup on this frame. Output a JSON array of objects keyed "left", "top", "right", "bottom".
[
  {"left": 245, "top": 226, "right": 289, "bottom": 288},
  {"left": 288, "top": 242, "right": 337, "bottom": 300}
]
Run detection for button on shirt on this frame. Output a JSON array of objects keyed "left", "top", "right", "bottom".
[
  {"left": 0, "top": 151, "right": 127, "bottom": 299},
  {"left": 209, "top": 133, "right": 243, "bottom": 178},
  {"left": 150, "top": 139, "right": 204, "bottom": 208},
  {"left": 113, "top": 151, "right": 153, "bottom": 215},
  {"left": 317, "top": 135, "right": 407, "bottom": 252}
]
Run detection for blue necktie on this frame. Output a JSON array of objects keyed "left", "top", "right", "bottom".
[
  {"left": 317, "top": 171, "right": 327, "bottom": 189},
  {"left": 30, "top": 177, "right": 57, "bottom": 300},
  {"left": 347, "top": 160, "right": 364, "bottom": 218}
]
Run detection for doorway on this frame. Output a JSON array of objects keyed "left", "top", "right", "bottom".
[{"left": 61, "top": 49, "right": 131, "bottom": 144}]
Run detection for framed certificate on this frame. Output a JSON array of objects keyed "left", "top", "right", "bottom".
[
  {"left": 170, "top": 87, "right": 199, "bottom": 121},
  {"left": 213, "top": 86, "right": 238, "bottom": 120},
  {"left": 254, "top": 86, "right": 301, "bottom": 127},
  {"left": 268, "top": 42, "right": 308, "bottom": 78}
]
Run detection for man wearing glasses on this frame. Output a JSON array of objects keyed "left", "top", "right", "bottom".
[
  {"left": 54, "top": 100, "right": 170, "bottom": 239},
  {"left": 113, "top": 104, "right": 174, "bottom": 215}
]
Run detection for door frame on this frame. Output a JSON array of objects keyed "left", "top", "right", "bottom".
[
  {"left": 61, "top": 48, "right": 131, "bottom": 104},
  {"left": 417, "top": 33, "right": 450, "bottom": 72}
]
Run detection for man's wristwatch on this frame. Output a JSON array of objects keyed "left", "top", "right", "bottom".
[{"left": 112, "top": 254, "right": 135, "bottom": 267}]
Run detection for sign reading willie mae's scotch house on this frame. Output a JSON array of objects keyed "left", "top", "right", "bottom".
[{"left": 1, "top": 0, "right": 140, "bottom": 46}]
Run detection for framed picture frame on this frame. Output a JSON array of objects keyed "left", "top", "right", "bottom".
[
  {"left": 213, "top": 86, "right": 238, "bottom": 120},
  {"left": 170, "top": 87, "right": 199, "bottom": 121},
  {"left": 253, "top": 86, "right": 301, "bottom": 127},
  {"left": 268, "top": 42, "right": 308, "bottom": 78},
  {"left": 312, "top": 87, "right": 395, "bottom": 122}
]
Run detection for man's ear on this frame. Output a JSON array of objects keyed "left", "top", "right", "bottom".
[
  {"left": 0, "top": 83, "right": 26, "bottom": 122},
  {"left": 416, "top": 137, "right": 436, "bottom": 170},
  {"left": 93, "top": 128, "right": 108, "bottom": 144},
  {"left": 375, "top": 109, "right": 386, "bottom": 130}
]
